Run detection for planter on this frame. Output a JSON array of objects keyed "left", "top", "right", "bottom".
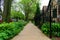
[{"left": 55, "top": 37, "right": 60, "bottom": 40}]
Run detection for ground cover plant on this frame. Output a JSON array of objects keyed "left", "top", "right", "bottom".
[
  {"left": 41, "top": 22, "right": 60, "bottom": 37},
  {"left": 0, "top": 20, "right": 27, "bottom": 40}
]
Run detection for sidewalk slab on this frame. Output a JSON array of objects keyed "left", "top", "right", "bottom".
[{"left": 12, "top": 22, "right": 51, "bottom": 40}]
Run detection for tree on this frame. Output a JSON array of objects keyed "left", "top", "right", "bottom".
[
  {"left": 3, "top": 0, "right": 12, "bottom": 22},
  {"left": 21, "top": 0, "right": 37, "bottom": 21},
  {"left": 34, "top": 3, "right": 41, "bottom": 26},
  {"left": 11, "top": 0, "right": 25, "bottom": 21},
  {"left": 11, "top": 10, "right": 25, "bottom": 21},
  {"left": 0, "top": 0, "right": 2, "bottom": 13},
  {"left": 0, "top": 0, "right": 2, "bottom": 15}
]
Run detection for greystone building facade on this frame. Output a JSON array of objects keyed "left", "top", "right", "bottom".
[{"left": 45, "top": 0, "right": 60, "bottom": 22}]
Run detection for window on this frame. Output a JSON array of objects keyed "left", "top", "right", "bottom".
[
  {"left": 58, "top": 0, "right": 60, "bottom": 2},
  {"left": 53, "top": 8, "right": 57, "bottom": 18},
  {"left": 58, "top": 0, "right": 60, "bottom": 4},
  {"left": 58, "top": 5, "right": 60, "bottom": 14}
]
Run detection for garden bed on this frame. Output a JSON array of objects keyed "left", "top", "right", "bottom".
[
  {"left": 0, "top": 20, "right": 27, "bottom": 40},
  {"left": 52, "top": 37, "right": 60, "bottom": 40},
  {"left": 55, "top": 37, "right": 60, "bottom": 40},
  {"left": 41, "top": 22, "right": 60, "bottom": 40}
]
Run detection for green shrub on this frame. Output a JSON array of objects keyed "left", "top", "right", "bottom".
[
  {"left": 52, "top": 38, "right": 56, "bottom": 40},
  {"left": 0, "top": 20, "right": 27, "bottom": 40},
  {"left": 41, "top": 23, "right": 60, "bottom": 37}
]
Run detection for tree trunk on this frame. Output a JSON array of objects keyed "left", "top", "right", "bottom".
[
  {"left": 3, "top": 0, "right": 12, "bottom": 22},
  {"left": 25, "top": 12, "right": 29, "bottom": 21},
  {"left": 0, "top": 0, "right": 1, "bottom": 12}
]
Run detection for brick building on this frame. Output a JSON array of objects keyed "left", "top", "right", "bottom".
[
  {"left": 46, "top": 0, "right": 60, "bottom": 22},
  {"left": 42, "top": 6, "right": 47, "bottom": 22}
]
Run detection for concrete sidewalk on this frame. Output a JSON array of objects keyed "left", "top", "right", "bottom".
[{"left": 12, "top": 22, "right": 51, "bottom": 40}]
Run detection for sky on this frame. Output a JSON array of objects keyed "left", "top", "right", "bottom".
[
  {"left": 1, "top": 0, "right": 50, "bottom": 10},
  {"left": 16, "top": 0, "right": 50, "bottom": 10},
  {"left": 40, "top": 0, "right": 49, "bottom": 10}
]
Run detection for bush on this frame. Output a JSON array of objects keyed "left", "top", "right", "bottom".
[
  {"left": 41, "top": 22, "right": 60, "bottom": 37},
  {"left": 0, "top": 20, "right": 27, "bottom": 40}
]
